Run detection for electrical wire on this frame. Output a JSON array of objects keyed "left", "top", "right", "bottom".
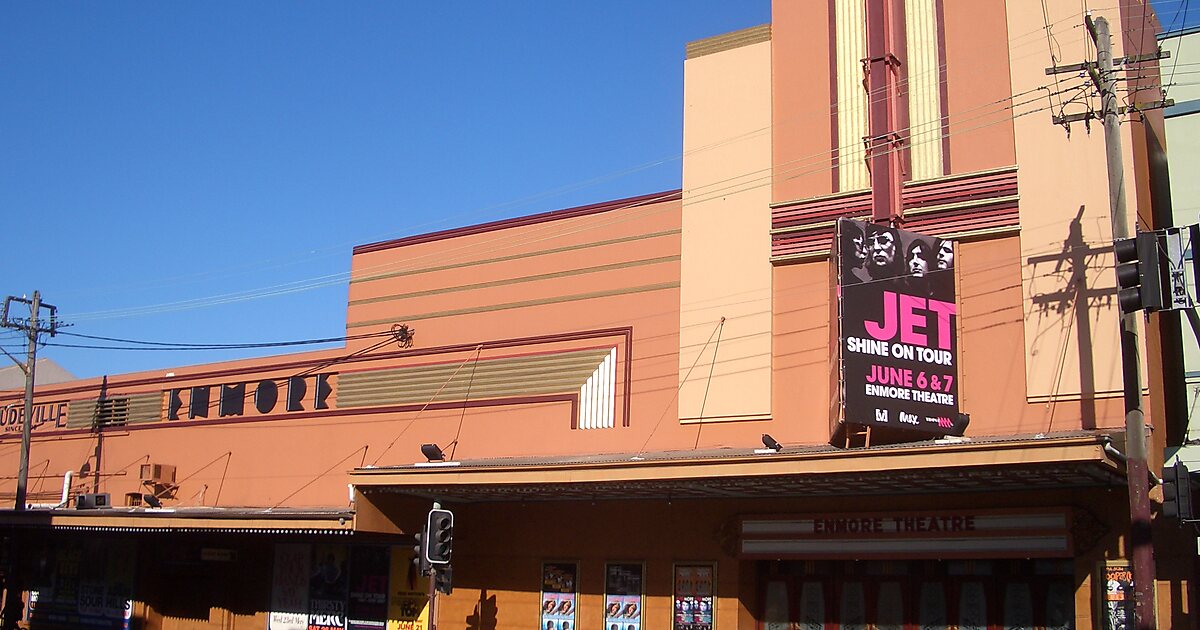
[
  {"left": 47, "top": 5, "right": 1116, "bottom": 322},
  {"left": 61, "top": 77, "right": 1080, "bottom": 326},
  {"left": 28, "top": 232, "right": 1114, "bottom": 444},
  {"left": 18, "top": 7, "right": 1156, "bottom": 393},
  {"left": 49, "top": 329, "right": 395, "bottom": 352}
]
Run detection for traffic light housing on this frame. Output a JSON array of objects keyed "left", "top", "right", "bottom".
[
  {"left": 434, "top": 565, "right": 453, "bottom": 595},
  {"left": 1114, "top": 232, "right": 1164, "bottom": 314},
  {"left": 425, "top": 508, "right": 454, "bottom": 565},
  {"left": 412, "top": 530, "right": 432, "bottom": 576},
  {"left": 1162, "top": 460, "right": 1194, "bottom": 522}
]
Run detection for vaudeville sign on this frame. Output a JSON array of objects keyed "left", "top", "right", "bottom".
[{"left": 836, "top": 218, "right": 966, "bottom": 436}]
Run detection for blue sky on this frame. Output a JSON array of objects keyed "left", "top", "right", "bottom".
[
  {"left": 0, "top": 1, "right": 1191, "bottom": 380},
  {"left": 1158, "top": 0, "right": 1200, "bottom": 33}
]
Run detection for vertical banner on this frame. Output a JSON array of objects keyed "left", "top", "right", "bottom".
[
  {"left": 309, "top": 544, "right": 349, "bottom": 630},
  {"left": 1100, "top": 562, "right": 1133, "bottom": 630},
  {"left": 387, "top": 546, "right": 429, "bottom": 630},
  {"left": 835, "top": 218, "right": 965, "bottom": 436},
  {"left": 672, "top": 564, "right": 713, "bottom": 630},
  {"left": 604, "top": 563, "right": 643, "bottom": 630},
  {"left": 270, "top": 544, "right": 312, "bottom": 630},
  {"left": 348, "top": 546, "right": 390, "bottom": 630},
  {"left": 540, "top": 563, "right": 577, "bottom": 630}
]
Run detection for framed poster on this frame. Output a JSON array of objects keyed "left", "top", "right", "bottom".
[
  {"left": 673, "top": 564, "right": 714, "bottom": 630},
  {"left": 347, "top": 545, "right": 390, "bottom": 630},
  {"left": 309, "top": 543, "right": 349, "bottom": 630},
  {"left": 604, "top": 563, "right": 643, "bottom": 630},
  {"left": 387, "top": 546, "right": 429, "bottom": 630},
  {"left": 270, "top": 544, "right": 312, "bottom": 630},
  {"left": 1098, "top": 561, "right": 1134, "bottom": 630},
  {"left": 540, "top": 562, "right": 578, "bottom": 630}
]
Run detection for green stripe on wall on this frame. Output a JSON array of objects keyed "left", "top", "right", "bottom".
[
  {"left": 347, "top": 281, "right": 680, "bottom": 329},
  {"left": 350, "top": 229, "right": 681, "bottom": 285},
  {"left": 349, "top": 255, "right": 680, "bottom": 307}
]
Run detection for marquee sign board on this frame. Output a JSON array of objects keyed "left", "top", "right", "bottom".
[{"left": 835, "top": 218, "right": 965, "bottom": 436}]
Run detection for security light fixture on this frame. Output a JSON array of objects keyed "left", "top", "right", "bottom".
[
  {"left": 421, "top": 443, "right": 446, "bottom": 462},
  {"left": 761, "top": 434, "right": 783, "bottom": 452}
]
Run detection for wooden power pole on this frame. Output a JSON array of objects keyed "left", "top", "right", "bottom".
[
  {"left": 0, "top": 292, "right": 58, "bottom": 511},
  {"left": 1046, "top": 13, "right": 1175, "bottom": 628}
]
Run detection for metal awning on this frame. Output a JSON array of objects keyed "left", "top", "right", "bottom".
[
  {"left": 0, "top": 506, "right": 355, "bottom": 535},
  {"left": 350, "top": 432, "right": 1127, "bottom": 502}
]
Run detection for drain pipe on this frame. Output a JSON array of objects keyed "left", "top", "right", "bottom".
[
  {"left": 27, "top": 470, "right": 73, "bottom": 509},
  {"left": 1104, "top": 438, "right": 1160, "bottom": 486}
]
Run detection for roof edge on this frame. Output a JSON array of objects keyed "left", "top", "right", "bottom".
[
  {"left": 352, "top": 189, "right": 682, "bottom": 256},
  {"left": 686, "top": 24, "right": 771, "bottom": 59},
  {"left": 351, "top": 434, "right": 1118, "bottom": 486}
]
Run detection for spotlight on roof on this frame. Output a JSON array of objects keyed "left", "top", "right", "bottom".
[
  {"left": 142, "top": 494, "right": 163, "bottom": 508},
  {"left": 761, "top": 433, "right": 783, "bottom": 452},
  {"left": 421, "top": 443, "right": 446, "bottom": 462}
]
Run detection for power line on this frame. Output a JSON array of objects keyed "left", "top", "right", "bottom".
[
  {"left": 63, "top": 80, "right": 1076, "bottom": 326},
  {"left": 51, "top": 329, "right": 396, "bottom": 351},
  {"left": 47, "top": 7, "right": 1112, "bottom": 321}
]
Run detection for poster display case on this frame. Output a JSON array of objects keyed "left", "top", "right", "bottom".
[
  {"left": 540, "top": 562, "right": 578, "bottom": 630},
  {"left": 672, "top": 564, "right": 714, "bottom": 630},
  {"left": 604, "top": 563, "right": 643, "bottom": 630}
]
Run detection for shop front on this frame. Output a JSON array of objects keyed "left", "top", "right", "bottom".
[
  {"left": 759, "top": 558, "right": 1076, "bottom": 629},
  {"left": 746, "top": 509, "right": 1084, "bottom": 629},
  {"left": 350, "top": 433, "right": 1128, "bottom": 630}
]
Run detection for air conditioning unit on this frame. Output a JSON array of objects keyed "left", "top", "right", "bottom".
[
  {"left": 75, "top": 493, "right": 111, "bottom": 510},
  {"left": 140, "top": 463, "right": 176, "bottom": 485}
]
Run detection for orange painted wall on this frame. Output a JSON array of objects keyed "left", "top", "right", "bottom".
[
  {"left": 0, "top": 0, "right": 1163, "bottom": 516},
  {"left": 772, "top": 0, "right": 1019, "bottom": 201},
  {"left": 0, "top": 194, "right": 765, "bottom": 512},
  {"left": 771, "top": 1, "right": 835, "bottom": 204},
  {"left": 941, "top": 0, "right": 1016, "bottom": 173}
]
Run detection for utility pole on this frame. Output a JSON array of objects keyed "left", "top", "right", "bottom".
[
  {"left": 0, "top": 292, "right": 58, "bottom": 511},
  {"left": 1095, "top": 15, "right": 1155, "bottom": 629},
  {"left": 1046, "top": 14, "right": 1173, "bottom": 629}
]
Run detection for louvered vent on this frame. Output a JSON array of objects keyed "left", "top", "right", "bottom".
[
  {"left": 67, "top": 393, "right": 161, "bottom": 429},
  {"left": 338, "top": 348, "right": 612, "bottom": 409}
]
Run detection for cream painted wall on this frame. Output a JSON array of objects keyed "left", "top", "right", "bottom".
[
  {"left": 1007, "top": 1, "right": 1143, "bottom": 402},
  {"left": 679, "top": 40, "right": 773, "bottom": 422},
  {"left": 1161, "top": 30, "right": 1200, "bottom": 444},
  {"left": 834, "top": 0, "right": 870, "bottom": 191},
  {"left": 905, "top": 0, "right": 944, "bottom": 181}
]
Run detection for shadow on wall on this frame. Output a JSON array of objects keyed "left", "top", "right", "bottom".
[
  {"left": 465, "top": 590, "right": 497, "bottom": 630},
  {"left": 1027, "top": 206, "right": 1108, "bottom": 430}
]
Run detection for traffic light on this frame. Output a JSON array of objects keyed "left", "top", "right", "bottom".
[
  {"left": 1114, "top": 231, "right": 1164, "bottom": 314},
  {"left": 425, "top": 508, "right": 454, "bottom": 565},
  {"left": 1161, "top": 460, "right": 1194, "bottom": 521},
  {"left": 412, "top": 529, "right": 432, "bottom": 576},
  {"left": 434, "top": 565, "right": 453, "bottom": 595}
]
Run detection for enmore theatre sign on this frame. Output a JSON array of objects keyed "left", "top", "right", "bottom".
[
  {"left": 0, "top": 374, "right": 335, "bottom": 436},
  {"left": 739, "top": 509, "right": 1073, "bottom": 559},
  {"left": 167, "top": 374, "right": 333, "bottom": 420}
]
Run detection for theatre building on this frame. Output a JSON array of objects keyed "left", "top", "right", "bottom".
[{"left": 0, "top": 1, "right": 1193, "bottom": 629}]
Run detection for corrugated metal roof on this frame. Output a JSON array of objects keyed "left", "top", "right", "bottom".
[{"left": 351, "top": 431, "right": 1125, "bottom": 503}]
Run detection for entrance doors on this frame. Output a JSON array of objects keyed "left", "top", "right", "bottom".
[{"left": 761, "top": 559, "right": 1074, "bottom": 629}]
